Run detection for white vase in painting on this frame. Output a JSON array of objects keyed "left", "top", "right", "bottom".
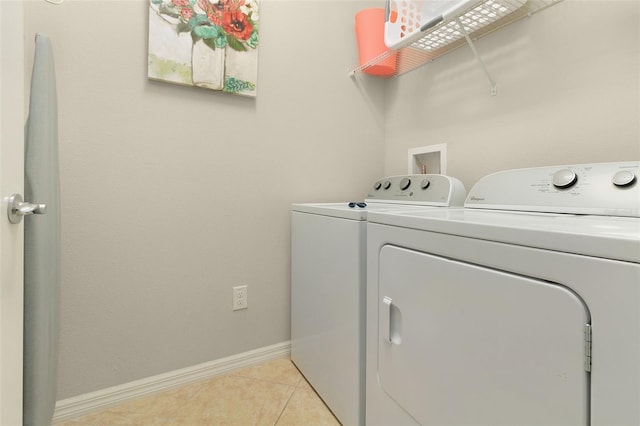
[{"left": 191, "top": 40, "right": 225, "bottom": 90}]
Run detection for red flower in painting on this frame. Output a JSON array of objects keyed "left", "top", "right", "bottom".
[
  {"left": 180, "top": 7, "right": 193, "bottom": 19},
  {"left": 227, "top": 0, "right": 246, "bottom": 11},
  {"left": 222, "top": 9, "right": 253, "bottom": 40},
  {"left": 198, "top": 0, "right": 228, "bottom": 25},
  {"left": 207, "top": 10, "right": 223, "bottom": 26},
  {"left": 156, "top": 0, "right": 258, "bottom": 51},
  {"left": 171, "top": 0, "right": 193, "bottom": 19}
]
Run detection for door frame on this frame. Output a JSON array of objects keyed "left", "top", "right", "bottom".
[{"left": 0, "top": 0, "right": 25, "bottom": 424}]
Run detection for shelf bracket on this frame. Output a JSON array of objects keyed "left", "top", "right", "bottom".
[{"left": 455, "top": 18, "right": 497, "bottom": 96}]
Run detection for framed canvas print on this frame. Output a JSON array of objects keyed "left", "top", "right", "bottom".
[{"left": 148, "top": 0, "right": 259, "bottom": 97}]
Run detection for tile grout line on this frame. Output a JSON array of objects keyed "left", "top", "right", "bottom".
[
  {"left": 240, "top": 360, "right": 304, "bottom": 426},
  {"left": 272, "top": 385, "right": 297, "bottom": 426},
  {"left": 229, "top": 360, "right": 305, "bottom": 389},
  {"left": 223, "top": 360, "right": 304, "bottom": 426}
]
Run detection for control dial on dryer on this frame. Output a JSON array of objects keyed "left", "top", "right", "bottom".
[
  {"left": 612, "top": 170, "right": 637, "bottom": 187},
  {"left": 400, "top": 178, "right": 411, "bottom": 190},
  {"left": 383, "top": 181, "right": 392, "bottom": 190},
  {"left": 420, "top": 179, "right": 431, "bottom": 189},
  {"left": 552, "top": 169, "right": 578, "bottom": 189},
  {"left": 373, "top": 181, "right": 382, "bottom": 190}
]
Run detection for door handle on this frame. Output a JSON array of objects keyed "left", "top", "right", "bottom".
[
  {"left": 382, "top": 296, "right": 402, "bottom": 345},
  {"left": 7, "top": 193, "right": 47, "bottom": 224},
  {"left": 382, "top": 296, "right": 393, "bottom": 343}
]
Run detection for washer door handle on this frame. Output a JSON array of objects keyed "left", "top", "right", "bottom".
[{"left": 7, "top": 193, "right": 47, "bottom": 224}]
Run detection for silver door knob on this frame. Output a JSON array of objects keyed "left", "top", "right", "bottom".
[{"left": 7, "top": 193, "right": 47, "bottom": 224}]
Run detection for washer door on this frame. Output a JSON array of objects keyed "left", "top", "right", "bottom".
[{"left": 378, "top": 245, "right": 590, "bottom": 426}]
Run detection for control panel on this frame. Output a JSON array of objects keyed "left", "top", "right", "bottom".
[
  {"left": 465, "top": 161, "right": 640, "bottom": 217},
  {"left": 366, "top": 174, "right": 466, "bottom": 206}
]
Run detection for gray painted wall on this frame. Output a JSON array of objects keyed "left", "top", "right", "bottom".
[
  {"left": 24, "top": 0, "right": 385, "bottom": 400},
  {"left": 384, "top": 0, "right": 640, "bottom": 189},
  {"left": 23, "top": 0, "right": 639, "bottom": 401}
]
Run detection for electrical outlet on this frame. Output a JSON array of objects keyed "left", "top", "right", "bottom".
[{"left": 232, "top": 285, "right": 248, "bottom": 311}]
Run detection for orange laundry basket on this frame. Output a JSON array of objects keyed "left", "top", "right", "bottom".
[{"left": 355, "top": 8, "right": 397, "bottom": 77}]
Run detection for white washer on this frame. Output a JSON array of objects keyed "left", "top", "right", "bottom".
[
  {"left": 366, "top": 161, "right": 640, "bottom": 426},
  {"left": 291, "top": 174, "right": 466, "bottom": 426}
]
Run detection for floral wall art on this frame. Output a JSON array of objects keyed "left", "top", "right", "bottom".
[{"left": 148, "top": 0, "right": 259, "bottom": 97}]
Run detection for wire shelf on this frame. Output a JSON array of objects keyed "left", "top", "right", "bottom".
[{"left": 350, "top": 0, "right": 563, "bottom": 78}]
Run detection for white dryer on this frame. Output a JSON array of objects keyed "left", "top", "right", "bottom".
[
  {"left": 291, "top": 174, "right": 466, "bottom": 426},
  {"left": 366, "top": 162, "right": 640, "bottom": 426}
]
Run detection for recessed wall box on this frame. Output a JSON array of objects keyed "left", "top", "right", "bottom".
[{"left": 408, "top": 143, "right": 447, "bottom": 175}]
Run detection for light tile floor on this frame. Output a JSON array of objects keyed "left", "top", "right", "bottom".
[{"left": 55, "top": 358, "right": 341, "bottom": 426}]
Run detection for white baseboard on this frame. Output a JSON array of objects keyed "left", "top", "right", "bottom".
[{"left": 52, "top": 341, "right": 291, "bottom": 424}]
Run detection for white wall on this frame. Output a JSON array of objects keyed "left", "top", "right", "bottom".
[
  {"left": 24, "top": 0, "right": 385, "bottom": 399},
  {"left": 384, "top": 0, "right": 640, "bottom": 190}
]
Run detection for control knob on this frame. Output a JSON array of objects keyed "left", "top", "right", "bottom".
[
  {"left": 552, "top": 169, "right": 578, "bottom": 189},
  {"left": 373, "top": 181, "right": 382, "bottom": 190},
  {"left": 400, "top": 178, "right": 411, "bottom": 191},
  {"left": 612, "top": 170, "right": 636, "bottom": 187},
  {"left": 420, "top": 179, "right": 430, "bottom": 189},
  {"left": 383, "top": 181, "right": 391, "bottom": 190}
]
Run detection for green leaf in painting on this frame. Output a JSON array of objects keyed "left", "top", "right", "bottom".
[
  {"left": 226, "top": 35, "right": 246, "bottom": 52},
  {"left": 246, "top": 29, "right": 258, "bottom": 48},
  {"left": 203, "top": 37, "right": 218, "bottom": 51},
  {"left": 188, "top": 14, "right": 212, "bottom": 28},
  {"left": 176, "top": 21, "right": 191, "bottom": 34},
  {"left": 224, "top": 77, "right": 255, "bottom": 93},
  {"left": 193, "top": 24, "right": 219, "bottom": 40},
  {"left": 158, "top": 3, "right": 180, "bottom": 18},
  {"left": 214, "top": 35, "right": 227, "bottom": 48}
]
